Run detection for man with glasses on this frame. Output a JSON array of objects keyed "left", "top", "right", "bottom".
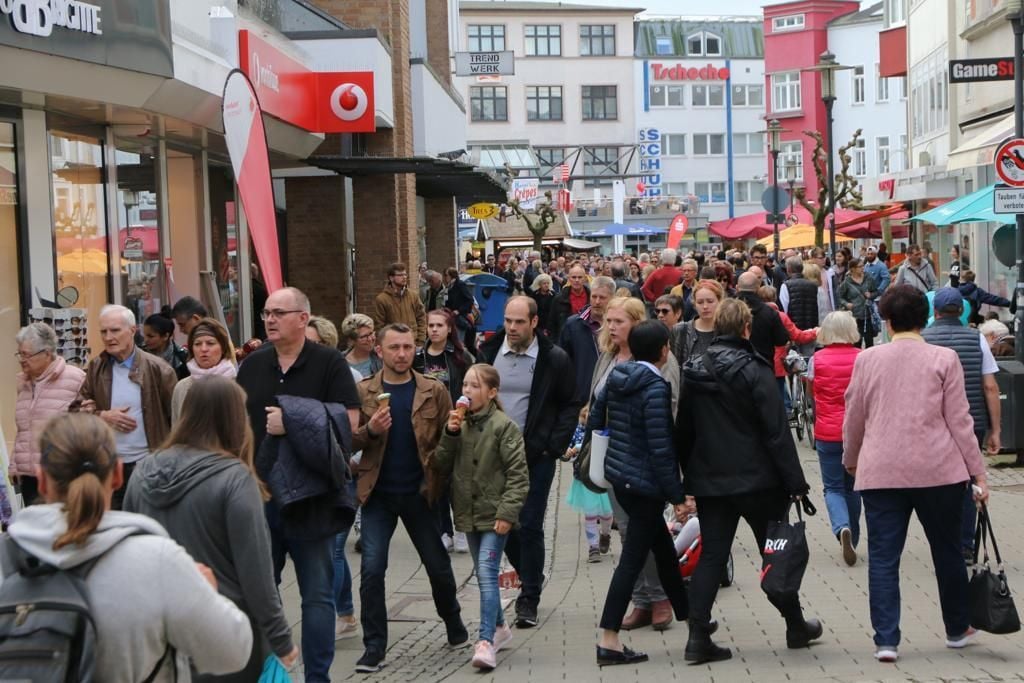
[
  {"left": 750, "top": 245, "right": 783, "bottom": 288},
  {"left": 668, "top": 259, "right": 699, "bottom": 321},
  {"left": 559, "top": 276, "right": 615, "bottom": 404},
  {"left": 237, "top": 287, "right": 362, "bottom": 683},
  {"left": 76, "top": 304, "right": 177, "bottom": 509},
  {"left": 549, "top": 264, "right": 590, "bottom": 340},
  {"left": 371, "top": 262, "right": 427, "bottom": 347}
]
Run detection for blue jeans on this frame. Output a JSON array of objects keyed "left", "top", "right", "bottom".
[
  {"left": 816, "top": 440, "right": 861, "bottom": 546},
  {"left": 360, "top": 490, "right": 461, "bottom": 653},
  {"left": 267, "top": 503, "right": 335, "bottom": 683},
  {"left": 861, "top": 483, "right": 970, "bottom": 647},
  {"left": 467, "top": 531, "right": 508, "bottom": 643},
  {"left": 503, "top": 456, "right": 556, "bottom": 607},
  {"left": 333, "top": 481, "right": 358, "bottom": 617}
]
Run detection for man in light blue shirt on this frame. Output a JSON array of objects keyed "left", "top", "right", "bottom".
[{"left": 863, "top": 246, "right": 891, "bottom": 293}]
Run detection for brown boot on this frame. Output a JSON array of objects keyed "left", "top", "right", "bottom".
[
  {"left": 620, "top": 606, "right": 652, "bottom": 631},
  {"left": 651, "top": 600, "right": 673, "bottom": 631}
]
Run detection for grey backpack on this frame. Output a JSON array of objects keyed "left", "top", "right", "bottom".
[{"left": 0, "top": 533, "right": 171, "bottom": 682}]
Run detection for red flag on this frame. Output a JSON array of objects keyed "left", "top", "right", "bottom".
[
  {"left": 667, "top": 213, "right": 689, "bottom": 250},
  {"left": 222, "top": 70, "right": 283, "bottom": 293}
]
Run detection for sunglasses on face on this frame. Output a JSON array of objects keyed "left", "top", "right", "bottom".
[{"left": 655, "top": 308, "right": 673, "bottom": 315}]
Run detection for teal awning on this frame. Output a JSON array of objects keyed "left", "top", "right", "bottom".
[{"left": 908, "top": 184, "right": 1012, "bottom": 226}]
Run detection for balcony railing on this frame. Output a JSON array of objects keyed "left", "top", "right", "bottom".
[{"left": 570, "top": 194, "right": 702, "bottom": 219}]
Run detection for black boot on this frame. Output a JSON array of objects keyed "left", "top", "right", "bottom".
[
  {"left": 785, "top": 616, "right": 824, "bottom": 649},
  {"left": 684, "top": 621, "right": 732, "bottom": 664}
]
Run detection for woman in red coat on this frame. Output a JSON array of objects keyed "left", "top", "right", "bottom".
[{"left": 809, "top": 311, "right": 862, "bottom": 566}]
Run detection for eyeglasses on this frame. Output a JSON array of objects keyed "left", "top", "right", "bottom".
[
  {"left": 260, "top": 309, "right": 304, "bottom": 321},
  {"left": 357, "top": 332, "right": 375, "bottom": 341},
  {"left": 14, "top": 349, "right": 47, "bottom": 361},
  {"left": 655, "top": 308, "right": 673, "bottom": 316}
]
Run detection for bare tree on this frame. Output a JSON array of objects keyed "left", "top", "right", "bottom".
[
  {"left": 507, "top": 192, "right": 558, "bottom": 253},
  {"left": 794, "top": 128, "right": 865, "bottom": 248}
]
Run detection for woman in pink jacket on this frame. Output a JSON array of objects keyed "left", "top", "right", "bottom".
[
  {"left": 12, "top": 322, "right": 86, "bottom": 507},
  {"left": 844, "top": 285, "right": 989, "bottom": 664},
  {"left": 808, "top": 311, "right": 861, "bottom": 566}
]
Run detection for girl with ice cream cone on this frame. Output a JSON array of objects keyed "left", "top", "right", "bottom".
[{"left": 432, "top": 364, "right": 529, "bottom": 670}]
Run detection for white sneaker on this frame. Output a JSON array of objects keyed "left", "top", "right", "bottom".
[
  {"left": 335, "top": 615, "right": 359, "bottom": 640},
  {"left": 454, "top": 531, "right": 470, "bottom": 553},
  {"left": 946, "top": 627, "right": 978, "bottom": 649},
  {"left": 493, "top": 624, "right": 513, "bottom": 653},
  {"left": 874, "top": 646, "right": 898, "bottom": 662},
  {"left": 441, "top": 533, "right": 454, "bottom": 553},
  {"left": 471, "top": 640, "right": 496, "bottom": 670}
]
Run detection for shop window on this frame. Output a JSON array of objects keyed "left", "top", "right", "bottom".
[
  {"left": 114, "top": 140, "right": 163, "bottom": 325},
  {"left": 0, "top": 122, "right": 21, "bottom": 437},
  {"left": 208, "top": 165, "right": 242, "bottom": 343},
  {"left": 50, "top": 131, "right": 109, "bottom": 358}
]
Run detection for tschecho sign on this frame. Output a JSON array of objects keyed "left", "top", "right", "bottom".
[
  {"left": 651, "top": 62, "right": 731, "bottom": 81},
  {"left": 238, "top": 29, "right": 375, "bottom": 133},
  {"left": 948, "top": 57, "right": 1014, "bottom": 84}
]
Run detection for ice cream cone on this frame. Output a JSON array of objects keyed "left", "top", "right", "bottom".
[
  {"left": 455, "top": 395, "right": 472, "bottom": 418},
  {"left": 377, "top": 393, "right": 391, "bottom": 408}
]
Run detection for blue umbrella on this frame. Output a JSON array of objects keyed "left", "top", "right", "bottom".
[
  {"left": 586, "top": 223, "right": 667, "bottom": 237},
  {"left": 908, "top": 184, "right": 1010, "bottom": 225}
]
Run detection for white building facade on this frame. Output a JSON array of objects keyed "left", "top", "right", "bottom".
[{"left": 633, "top": 18, "right": 767, "bottom": 224}]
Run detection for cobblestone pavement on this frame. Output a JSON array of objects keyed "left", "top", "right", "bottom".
[{"left": 279, "top": 442, "right": 1024, "bottom": 682}]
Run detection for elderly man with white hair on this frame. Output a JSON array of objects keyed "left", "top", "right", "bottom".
[
  {"left": 979, "top": 318, "right": 1014, "bottom": 357},
  {"left": 76, "top": 303, "right": 177, "bottom": 509},
  {"left": 640, "top": 248, "right": 683, "bottom": 303}
]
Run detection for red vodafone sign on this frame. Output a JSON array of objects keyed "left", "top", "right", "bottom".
[
  {"left": 238, "top": 30, "right": 375, "bottom": 133},
  {"left": 651, "top": 63, "right": 731, "bottom": 81}
]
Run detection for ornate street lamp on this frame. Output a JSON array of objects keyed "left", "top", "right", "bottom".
[
  {"left": 1006, "top": 0, "right": 1023, "bottom": 363},
  {"left": 803, "top": 51, "right": 852, "bottom": 258},
  {"left": 762, "top": 118, "right": 786, "bottom": 260},
  {"left": 785, "top": 160, "right": 798, "bottom": 220}
]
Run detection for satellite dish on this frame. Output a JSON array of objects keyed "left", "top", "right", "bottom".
[{"left": 56, "top": 286, "right": 79, "bottom": 308}]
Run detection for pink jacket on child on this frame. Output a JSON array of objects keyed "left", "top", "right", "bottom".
[{"left": 12, "top": 356, "right": 86, "bottom": 477}]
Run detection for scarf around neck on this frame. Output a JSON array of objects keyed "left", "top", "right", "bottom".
[{"left": 186, "top": 358, "right": 237, "bottom": 379}]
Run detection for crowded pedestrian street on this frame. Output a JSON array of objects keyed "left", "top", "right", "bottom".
[{"left": 278, "top": 446, "right": 1024, "bottom": 682}]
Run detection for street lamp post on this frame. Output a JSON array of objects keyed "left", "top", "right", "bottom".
[
  {"left": 766, "top": 118, "right": 785, "bottom": 260},
  {"left": 785, "top": 160, "right": 798, "bottom": 219},
  {"left": 1009, "top": 0, "right": 1024, "bottom": 363},
  {"left": 804, "top": 51, "right": 852, "bottom": 259}
]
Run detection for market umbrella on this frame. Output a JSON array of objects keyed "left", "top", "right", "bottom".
[
  {"left": 711, "top": 207, "right": 875, "bottom": 240},
  {"left": 908, "top": 184, "right": 998, "bottom": 225},
  {"left": 755, "top": 224, "right": 854, "bottom": 251}
]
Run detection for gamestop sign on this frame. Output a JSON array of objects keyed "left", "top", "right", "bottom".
[{"left": 651, "top": 62, "right": 731, "bottom": 81}]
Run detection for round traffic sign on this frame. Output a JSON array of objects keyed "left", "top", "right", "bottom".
[{"left": 994, "top": 137, "right": 1024, "bottom": 188}]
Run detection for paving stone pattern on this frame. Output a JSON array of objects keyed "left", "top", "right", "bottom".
[{"left": 278, "top": 444, "right": 1024, "bottom": 682}]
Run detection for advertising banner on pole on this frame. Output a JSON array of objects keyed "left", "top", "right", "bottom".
[
  {"left": 222, "top": 69, "right": 283, "bottom": 293},
  {"left": 510, "top": 178, "right": 539, "bottom": 210},
  {"left": 667, "top": 214, "right": 689, "bottom": 249}
]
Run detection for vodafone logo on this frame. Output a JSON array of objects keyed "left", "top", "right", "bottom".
[{"left": 330, "top": 83, "right": 368, "bottom": 121}]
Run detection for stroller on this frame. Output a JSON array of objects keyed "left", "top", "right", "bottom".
[{"left": 667, "top": 508, "right": 734, "bottom": 588}]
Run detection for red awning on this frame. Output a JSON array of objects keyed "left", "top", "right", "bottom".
[
  {"left": 836, "top": 205, "right": 909, "bottom": 238},
  {"left": 709, "top": 207, "right": 876, "bottom": 240}
]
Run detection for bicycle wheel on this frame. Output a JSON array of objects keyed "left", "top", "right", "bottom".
[
  {"left": 792, "top": 377, "right": 805, "bottom": 441},
  {"left": 802, "top": 381, "right": 815, "bottom": 446}
]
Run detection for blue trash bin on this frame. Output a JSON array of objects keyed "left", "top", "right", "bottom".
[{"left": 465, "top": 273, "right": 510, "bottom": 334}]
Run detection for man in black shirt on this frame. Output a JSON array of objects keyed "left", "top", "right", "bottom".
[{"left": 237, "top": 286, "right": 360, "bottom": 683}]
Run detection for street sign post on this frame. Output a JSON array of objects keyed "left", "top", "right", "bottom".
[
  {"left": 995, "top": 138, "right": 1024, "bottom": 187},
  {"left": 995, "top": 185, "right": 1024, "bottom": 214},
  {"left": 454, "top": 51, "right": 515, "bottom": 77}
]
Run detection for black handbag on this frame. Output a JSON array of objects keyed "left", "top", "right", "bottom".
[
  {"left": 760, "top": 499, "right": 811, "bottom": 604},
  {"left": 969, "top": 504, "right": 1021, "bottom": 634}
]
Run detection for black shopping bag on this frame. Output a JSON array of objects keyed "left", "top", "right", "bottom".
[
  {"left": 760, "top": 500, "right": 810, "bottom": 604},
  {"left": 969, "top": 504, "right": 1021, "bottom": 634}
]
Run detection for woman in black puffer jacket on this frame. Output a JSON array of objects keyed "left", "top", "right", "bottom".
[
  {"left": 677, "top": 298, "right": 816, "bottom": 665},
  {"left": 587, "top": 320, "right": 688, "bottom": 667}
]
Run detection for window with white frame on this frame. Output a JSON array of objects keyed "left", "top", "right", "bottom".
[
  {"left": 470, "top": 86, "right": 508, "bottom": 121},
  {"left": 731, "top": 84, "right": 764, "bottom": 107},
  {"left": 852, "top": 138, "right": 867, "bottom": 176},
  {"left": 655, "top": 36, "right": 673, "bottom": 55},
  {"left": 772, "top": 71, "right": 801, "bottom": 112},
  {"left": 526, "top": 86, "right": 563, "bottom": 121},
  {"left": 898, "top": 134, "right": 908, "bottom": 171},
  {"left": 772, "top": 14, "right": 805, "bottom": 32},
  {"left": 580, "top": 25, "right": 615, "bottom": 56},
  {"left": 692, "top": 84, "right": 724, "bottom": 107},
  {"left": 663, "top": 134, "right": 686, "bottom": 156},
  {"left": 648, "top": 84, "right": 685, "bottom": 107},
  {"left": 900, "top": 75, "right": 908, "bottom": 99},
  {"left": 732, "top": 133, "right": 765, "bottom": 155},
  {"left": 910, "top": 50, "right": 948, "bottom": 140},
  {"left": 885, "top": 0, "right": 906, "bottom": 26},
  {"left": 852, "top": 65, "right": 866, "bottom": 104},
  {"left": 876, "top": 136, "right": 890, "bottom": 174},
  {"left": 664, "top": 182, "right": 688, "bottom": 197},
  {"left": 581, "top": 85, "right": 617, "bottom": 120},
  {"left": 467, "top": 25, "right": 505, "bottom": 52},
  {"left": 734, "top": 180, "right": 766, "bottom": 203},
  {"left": 525, "top": 25, "right": 561, "bottom": 56},
  {"left": 693, "top": 133, "right": 725, "bottom": 156},
  {"left": 686, "top": 31, "right": 722, "bottom": 56},
  {"left": 695, "top": 181, "right": 727, "bottom": 203},
  {"left": 780, "top": 140, "right": 803, "bottom": 180},
  {"left": 875, "top": 64, "right": 890, "bottom": 102}
]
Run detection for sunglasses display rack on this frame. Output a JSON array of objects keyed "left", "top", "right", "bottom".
[{"left": 29, "top": 308, "right": 90, "bottom": 368}]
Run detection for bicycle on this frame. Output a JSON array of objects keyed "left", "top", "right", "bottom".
[{"left": 783, "top": 349, "right": 815, "bottom": 447}]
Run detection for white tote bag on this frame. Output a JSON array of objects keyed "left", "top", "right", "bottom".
[{"left": 588, "top": 429, "right": 611, "bottom": 489}]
